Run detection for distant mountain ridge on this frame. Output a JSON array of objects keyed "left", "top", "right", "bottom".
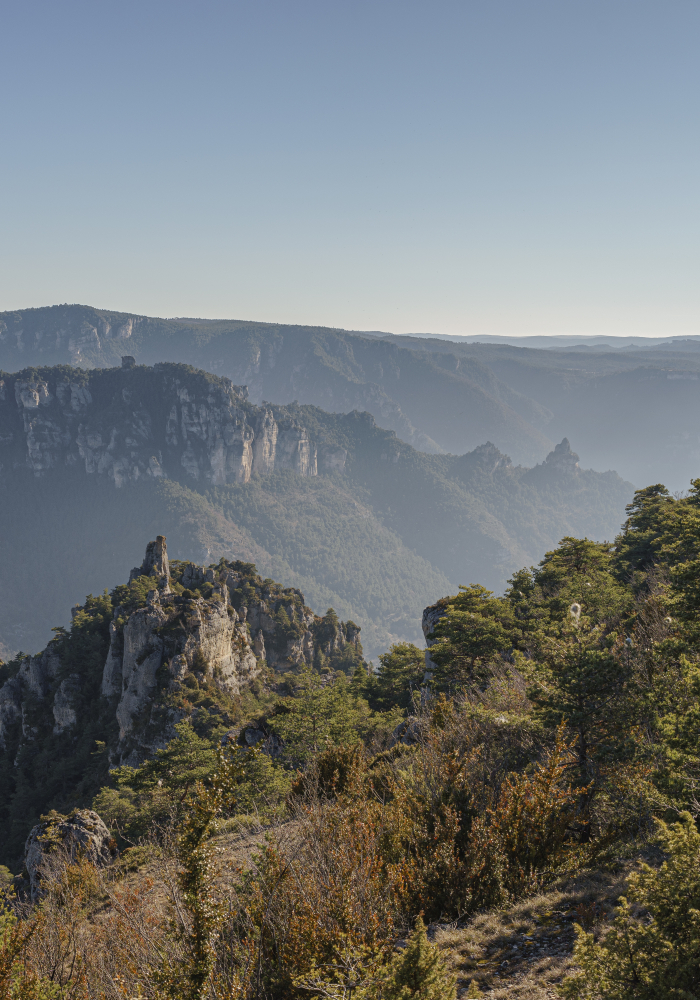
[
  {"left": 2, "top": 304, "right": 700, "bottom": 489},
  {"left": 0, "top": 360, "right": 633, "bottom": 661},
  {"left": 0, "top": 304, "right": 555, "bottom": 464}
]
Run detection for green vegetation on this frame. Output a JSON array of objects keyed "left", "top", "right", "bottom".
[
  {"left": 5, "top": 476, "right": 700, "bottom": 994},
  {"left": 562, "top": 813, "right": 700, "bottom": 999},
  {"left": 0, "top": 592, "right": 116, "bottom": 865}
]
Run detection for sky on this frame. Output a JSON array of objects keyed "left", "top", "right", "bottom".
[{"left": 1, "top": 0, "right": 699, "bottom": 336}]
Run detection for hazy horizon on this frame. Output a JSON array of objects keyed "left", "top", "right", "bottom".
[{"left": 2, "top": 1, "right": 699, "bottom": 336}]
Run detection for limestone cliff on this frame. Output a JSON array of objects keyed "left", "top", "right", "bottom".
[
  {"left": 0, "top": 362, "right": 345, "bottom": 488},
  {"left": 0, "top": 536, "right": 364, "bottom": 786}
]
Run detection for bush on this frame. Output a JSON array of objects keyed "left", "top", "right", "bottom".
[{"left": 561, "top": 811, "right": 700, "bottom": 999}]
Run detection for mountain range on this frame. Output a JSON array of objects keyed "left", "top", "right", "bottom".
[
  {"left": 0, "top": 359, "right": 632, "bottom": 661},
  {"left": 1, "top": 304, "right": 699, "bottom": 489}
]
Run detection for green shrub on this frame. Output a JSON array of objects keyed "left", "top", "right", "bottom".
[{"left": 561, "top": 811, "right": 700, "bottom": 999}]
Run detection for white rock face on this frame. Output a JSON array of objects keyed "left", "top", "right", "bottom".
[
  {"left": 0, "top": 366, "right": 329, "bottom": 486},
  {"left": 53, "top": 675, "right": 81, "bottom": 733},
  {"left": 101, "top": 621, "right": 123, "bottom": 697},
  {"left": 0, "top": 534, "right": 364, "bottom": 798},
  {"left": 116, "top": 605, "right": 167, "bottom": 739},
  {"left": 19, "top": 649, "right": 59, "bottom": 698},
  {"left": 0, "top": 650, "right": 62, "bottom": 747}
]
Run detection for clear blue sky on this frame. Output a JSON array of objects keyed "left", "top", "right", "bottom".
[{"left": 1, "top": 1, "right": 698, "bottom": 335}]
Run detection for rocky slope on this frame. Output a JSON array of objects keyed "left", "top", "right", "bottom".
[
  {"left": 0, "top": 358, "right": 343, "bottom": 488},
  {"left": 0, "top": 535, "right": 363, "bottom": 862}
]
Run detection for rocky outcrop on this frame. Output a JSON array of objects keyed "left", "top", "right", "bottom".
[
  {"left": 0, "top": 535, "right": 365, "bottom": 806},
  {"left": 24, "top": 809, "right": 116, "bottom": 898},
  {"left": 542, "top": 438, "right": 580, "bottom": 475},
  {"left": 421, "top": 598, "right": 449, "bottom": 680},
  {"left": 52, "top": 675, "right": 80, "bottom": 733},
  {"left": 129, "top": 534, "right": 171, "bottom": 589},
  {"left": 0, "top": 649, "right": 60, "bottom": 748},
  {"left": 0, "top": 364, "right": 336, "bottom": 488}
]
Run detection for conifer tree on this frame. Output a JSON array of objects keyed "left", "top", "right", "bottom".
[
  {"left": 383, "top": 916, "right": 456, "bottom": 1000},
  {"left": 428, "top": 584, "right": 516, "bottom": 690},
  {"left": 561, "top": 812, "right": 700, "bottom": 999},
  {"left": 373, "top": 643, "right": 425, "bottom": 710},
  {"left": 530, "top": 614, "right": 625, "bottom": 798}
]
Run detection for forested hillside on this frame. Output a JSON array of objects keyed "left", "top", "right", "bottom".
[{"left": 0, "top": 362, "right": 632, "bottom": 659}]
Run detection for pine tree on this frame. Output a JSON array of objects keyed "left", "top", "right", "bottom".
[
  {"left": 383, "top": 916, "right": 457, "bottom": 1000},
  {"left": 428, "top": 585, "right": 516, "bottom": 691},
  {"left": 530, "top": 615, "right": 625, "bottom": 800},
  {"left": 374, "top": 643, "right": 425, "bottom": 710}
]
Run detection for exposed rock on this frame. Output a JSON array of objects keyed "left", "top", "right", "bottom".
[
  {"left": 0, "top": 649, "right": 61, "bottom": 747},
  {"left": 18, "top": 649, "right": 59, "bottom": 699},
  {"left": 0, "top": 364, "right": 328, "bottom": 488},
  {"left": 130, "top": 534, "right": 171, "bottom": 590},
  {"left": 244, "top": 727, "right": 266, "bottom": 746},
  {"left": 422, "top": 598, "right": 450, "bottom": 679},
  {"left": 543, "top": 438, "right": 580, "bottom": 475},
  {"left": 318, "top": 444, "right": 347, "bottom": 473},
  {"left": 0, "top": 536, "right": 365, "bottom": 807},
  {"left": 24, "top": 809, "right": 116, "bottom": 899},
  {"left": 241, "top": 726, "right": 283, "bottom": 757},
  {"left": 52, "top": 675, "right": 81, "bottom": 734},
  {"left": 389, "top": 717, "right": 422, "bottom": 747},
  {"left": 115, "top": 603, "right": 167, "bottom": 739},
  {"left": 253, "top": 630, "right": 266, "bottom": 660},
  {"left": 101, "top": 621, "right": 124, "bottom": 697}
]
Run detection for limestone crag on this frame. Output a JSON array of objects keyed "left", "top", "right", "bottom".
[
  {"left": 0, "top": 648, "right": 60, "bottom": 748},
  {"left": 0, "top": 362, "right": 341, "bottom": 487},
  {"left": 541, "top": 438, "right": 580, "bottom": 475},
  {"left": 0, "top": 308, "right": 138, "bottom": 368},
  {"left": 0, "top": 535, "right": 365, "bottom": 769}
]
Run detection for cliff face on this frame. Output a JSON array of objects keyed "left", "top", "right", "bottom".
[
  {"left": 0, "top": 362, "right": 345, "bottom": 488},
  {"left": 0, "top": 536, "right": 363, "bottom": 775},
  {"left": 0, "top": 304, "right": 555, "bottom": 466}
]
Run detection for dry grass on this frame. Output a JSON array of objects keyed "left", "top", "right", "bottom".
[{"left": 431, "top": 864, "right": 638, "bottom": 997}]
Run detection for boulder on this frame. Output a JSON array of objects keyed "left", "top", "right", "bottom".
[{"left": 24, "top": 808, "right": 117, "bottom": 898}]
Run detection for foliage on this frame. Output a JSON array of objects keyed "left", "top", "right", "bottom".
[
  {"left": 293, "top": 916, "right": 456, "bottom": 999},
  {"left": 561, "top": 812, "right": 700, "bottom": 999},
  {"left": 427, "top": 585, "right": 517, "bottom": 690},
  {"left": 93, "top": 721, "right": 221, "bottom": 841},
  {"left": 368, "top": 643, "right": 425, "bottom": 711},
  {"left": 94, "top": 724, "right": 290, "bottom": 841},
  {"left": 386, "top": 716, "right": 586, "bottom": 919},
  {"left": 269, "top": 667, "right": 371, "bottom": 766},
  {"left": 155, "top": 744, "right": 245, "bottom": 1000},
  {"left": 380, "top": 915, "right": 457, "bottom": 1000},
  {"left": 0, "top": 904, "right": 60, "bottom": 1000},
  {"left": 0, "top": 592, "right": 115, "bottom": 868}
]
